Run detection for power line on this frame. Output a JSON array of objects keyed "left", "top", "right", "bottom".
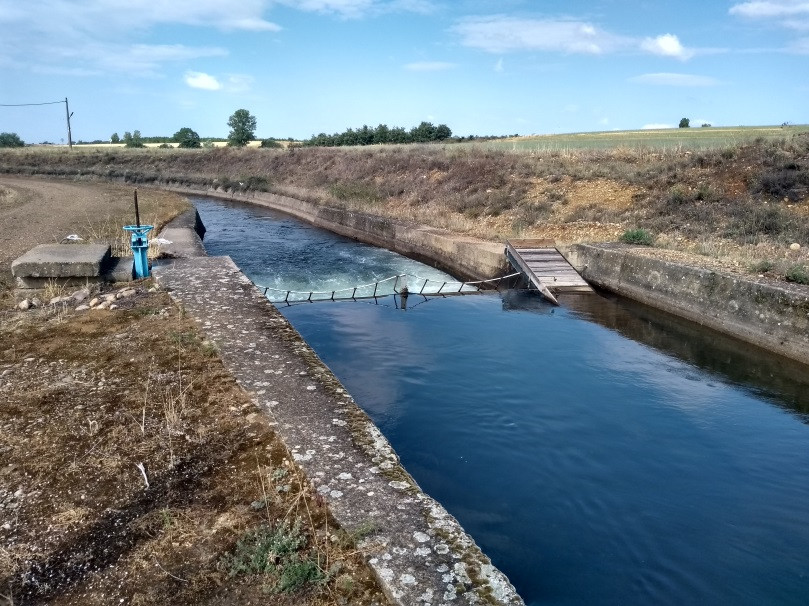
[
  {"left": 0, "top": 98, "right": 73, "bottom": 149},
  {"left": 0, "top": 100, "right": 64, "bottom": 107}
]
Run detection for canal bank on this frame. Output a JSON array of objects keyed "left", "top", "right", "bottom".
[
  {"left": 153, "top": 211, "right": 524, "bottom": 606},
  {"left": 153, "top": 185, "right": 809, "bottom": 368}
]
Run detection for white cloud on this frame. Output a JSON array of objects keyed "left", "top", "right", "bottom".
[
  {"left": 403, "top": 61, "right": 456, "bottom": 71},
  {"left": 184, "top": 72, "right": 255, "bottom": 92},
  {"left": 185, "top": 71, "right": 222, "bottom": 90},
  {"left": 629, "top": 72, "right": 721, "bottom": 86},
  {"left": 729, "top": 1, "right": 809, "bottom": 18},
  {"left": 730, "top": 1, "right": 809, "bottom": 49},
  {"left": 451, "top": 16, "right": 627, "bottom": 54},
  {"left": 226, "top": 74, "right": 255, "bottom": 92},
  {"left": 271, "top": 0, "right": 435, "bottom": 18},
  {"left": 494, "top": 58, "right": 504, "bottom": 72},
  {"left": 640, "top": 34, "right": 694, "bottom": 60},
  {"left": 642, "top": 123, "right": 675, "bottom": 129},
  {"left": 0, "top": 0, "right": 270, "bottom": 76}
]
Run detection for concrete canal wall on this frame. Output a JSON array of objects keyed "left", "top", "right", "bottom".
[
  {"left": 157, "top": 185, "right": 509, "bottom": 281},
  {"left": 561, "top": 243, "right": 809, "bottom": 367}
]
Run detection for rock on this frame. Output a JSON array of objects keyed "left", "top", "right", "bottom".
[
  {"left": 31, "top": 297, "right": 42, "bottom": 307},
  {"left": 97, "top": 301, "right": 111, "bottom": 310},
  {"left": 88, "top": 297, "right": 100, "bottom": 307},
  {"left": 118, "top": 288, "right": 137, "bottom": 298},
  {"left": 75, "top": 305, "right": 90, "bottom": 311},
  {"left": 790, "top": 243, "right": 801, "bottom": 251},
  {"left": 104, "top": 293, "right": 118, "bottom": 303},
  {"left": 109, "top": 304, "right": 119, "bottom": 310},
  {"left": 72, "top": 288, "right": 90, "bottom": 302},
  {"left": 49, "top": 295, "right": 70, "bottom": 305},
  {"left": 17, "top": 299, "right": 31, "bottom": 311}
]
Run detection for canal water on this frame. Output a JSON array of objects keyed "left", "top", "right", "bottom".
[{"left": 193, "top": 197, "right": 809, "bottom": 606}]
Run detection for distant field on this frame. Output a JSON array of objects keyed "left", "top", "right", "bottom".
[{"left": 472, "top": 125, "right": 809, "bottom": 152}]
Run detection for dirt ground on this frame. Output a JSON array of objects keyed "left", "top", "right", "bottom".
[{"left": 0, "top": 178, "right": 387, "bottom": 605}]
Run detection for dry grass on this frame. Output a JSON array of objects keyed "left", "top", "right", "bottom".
[{"left": 0, "top": 289, "right": 387, "bottom": 605}]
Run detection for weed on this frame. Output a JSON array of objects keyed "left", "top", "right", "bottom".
[
  {"left": 750, "top": 260, "right": 775, "bottom": 273},
  {"left": 223, "top": 521, "right": 326, "bottom": 593},
  {"left": 620, "top": 228, "right": 654, "bottom": 246},
  {"left": 785, "top": 264, "right": 809, "bottom": 285}
]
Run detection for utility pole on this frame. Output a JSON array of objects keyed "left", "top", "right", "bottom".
[{"left": 65, "top": 97, "right": 73, "bottom": 150}]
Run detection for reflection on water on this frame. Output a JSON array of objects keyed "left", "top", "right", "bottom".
[{"left": 194, "top": 196, "right": 809, "bottom": 606}]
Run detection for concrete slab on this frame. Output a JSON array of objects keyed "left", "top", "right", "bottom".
[
  {"left": 11, "top": 244, "right": 111, "bottom": 279},
  {"left": 154, "top": 255, "right": 524, "bottom": 606}
]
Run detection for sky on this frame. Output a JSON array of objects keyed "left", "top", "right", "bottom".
[{"left": 0, "top": 0, "right": 807, "bottom": 143}]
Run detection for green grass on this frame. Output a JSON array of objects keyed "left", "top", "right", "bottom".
[
  {"left": 468, "top": 125, "right": 809, "bottom": 152},
  {"left": 620, "top": 228, "right": 655, "bottom": 246}
]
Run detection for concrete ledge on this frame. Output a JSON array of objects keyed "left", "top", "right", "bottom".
[
  {"left": 153, "top": 256, "right": 523, "bottom": 606},
  {"left": 156, "top": 208, "right": 207, "bottom": 259},
  {"left": 561, "top": 243, "right": 809, "bottom": 366}
]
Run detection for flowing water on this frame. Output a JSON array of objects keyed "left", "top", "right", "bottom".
[{"left": 193, "top": 197, "right": 809, "bottom": 606}]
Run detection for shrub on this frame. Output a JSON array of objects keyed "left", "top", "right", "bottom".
[
  {"left": 785, "top": 265, "right": 809, "bottom": 285},
  {"left": 620, "top": 228, "right": 654, "bottom": 246},
  {"left": 260, "top": 138, "right": 282, "bottom": 148}
]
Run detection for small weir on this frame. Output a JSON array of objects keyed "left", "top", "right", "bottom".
[{"left": 193, "top": 196, "right": 809, "bottom": 606}]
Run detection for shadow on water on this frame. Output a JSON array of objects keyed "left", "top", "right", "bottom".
[
  {"left": 550, "top": 291, "right": 809, "bottom": 419},
  {"left": 501, "top": 288, "right": 809, "bottom": 418}
]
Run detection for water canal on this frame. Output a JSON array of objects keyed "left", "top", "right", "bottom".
[{"left": 193, "top": 196, "right": 809, "bottom": 606}]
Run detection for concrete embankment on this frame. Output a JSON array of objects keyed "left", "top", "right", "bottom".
[
  {"left": 561, "top": 243, "right": 809, "bottom": 367},
  {"left": 154, "top": 212, "right": 524, "bottom": 606}
]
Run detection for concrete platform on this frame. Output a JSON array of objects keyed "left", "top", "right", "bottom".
[
  {"left": 11, "top": 243, "right": 138, "bottom": 290},
  {"left": 12, "top": 243, "right": 111, "bottom": 279}
]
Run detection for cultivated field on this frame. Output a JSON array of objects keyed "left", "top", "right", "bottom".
[{"left": 477, "top": 125, "right": 809, "bottom": 152}]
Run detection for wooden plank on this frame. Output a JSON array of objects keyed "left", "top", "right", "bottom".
[
  {"left": 506, "top": 240, "right": 593, "bottom": 296},
  {"left": 504, "top": 242, "right": 559, "bottom": 305}
]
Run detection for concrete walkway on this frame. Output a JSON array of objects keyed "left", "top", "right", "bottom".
[{"left": 153, "top": 254, "right": 523, "bottom": 606}]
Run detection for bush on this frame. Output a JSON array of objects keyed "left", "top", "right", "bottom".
[
  {"left": 0, "top": 132, "right": 25, "bottom": 147},
  {"left": 620, "top": 228, "right": 654, "bottom": 246},
  {"left": 260, "top": 138, "right": 282, "bottom": 148},
  {"left": 785, "top": 265, "right": 809, "bottom": 285}
]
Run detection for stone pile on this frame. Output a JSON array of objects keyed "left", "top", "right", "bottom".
[{"left": 17, "top": 285, "right": 151, "bottom": 312}]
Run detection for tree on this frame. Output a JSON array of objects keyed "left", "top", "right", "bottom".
[
  {"left": 679, "top": 118, "right": 690, "bottom": 128},
  {"left": 110, "top": 132, "right": 120, "bottom": 143},
  {"left": 123, "top": 130, "right": 145, "bottom": 148},
  {"left": 227, "top": 109, "right": 257, "bottom": 147},
  {"left": 173, "top": 127, "right": 201, "bottom": 148},
  {"left": 0, "top": 132, "right": 25, "bottom": 147}
]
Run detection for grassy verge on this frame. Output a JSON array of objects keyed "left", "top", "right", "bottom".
[{"left": 0, "top": 287, "right": 386, "bottom": 605}]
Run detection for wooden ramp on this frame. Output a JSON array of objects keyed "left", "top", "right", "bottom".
[{"left": 505, "top": 239, "right": 593, "bottom": 305}]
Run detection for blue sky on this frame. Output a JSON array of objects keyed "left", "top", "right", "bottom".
[{"left": 1, "top": 0, "right": 807, "bottom": 143}]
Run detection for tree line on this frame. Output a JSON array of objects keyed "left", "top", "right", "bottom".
[{"left": 303, "top": 121, "right": 452, "bottom": 147}]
